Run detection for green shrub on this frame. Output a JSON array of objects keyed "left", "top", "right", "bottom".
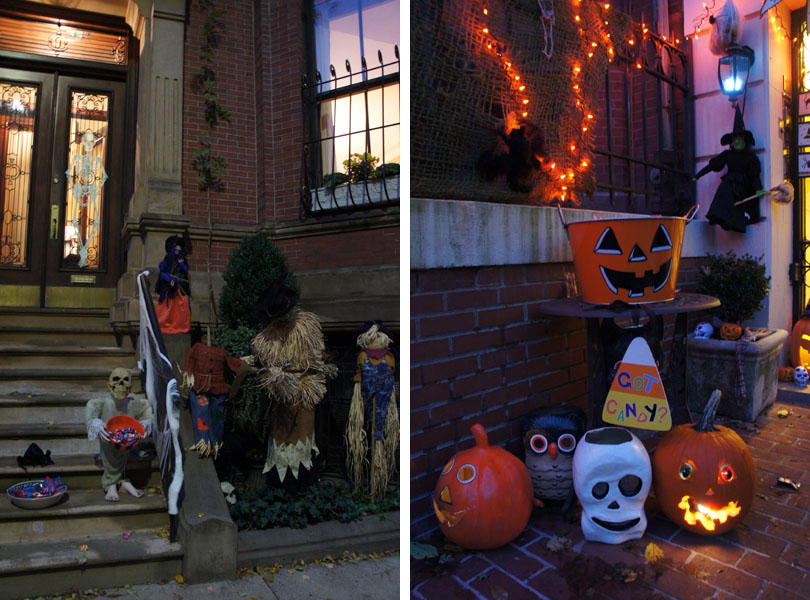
[
  {"left": 373, "top": 162, "right": 400, "bottom": 178},
  {"left": 215, "top": 234, "right": 297, "bottom": 449},
  {"left": 323, "top": 172, "right": 349, "bottom": 189},
  {"left": 228, "top": 480, "right": 399, "bottom": 530},
  {"left": 211, "top": 325, "right": 268, "bottom": 447},
  {"left": 697, "top": 251, "right": 771, "bottom": 324},
  {"left": 217, "top": 233, "right": 298, "bottom": 331}
]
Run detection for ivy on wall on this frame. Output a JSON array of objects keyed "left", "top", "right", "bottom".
[{"left": 192, "top": 0, "right": 231, "bottom": 192}]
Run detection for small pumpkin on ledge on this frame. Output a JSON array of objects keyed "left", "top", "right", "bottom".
[
  {"left": 652, "top": 390, "right": 755, "bottom": 535},
  {"left": 719, "top": 322, "right": 743, "bottom": 341},
  {"left": 778, "top": 366, "right": 796, "bottom": 382}
]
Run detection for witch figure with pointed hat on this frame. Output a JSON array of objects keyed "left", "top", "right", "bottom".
[
  {"left": 155, "top": 235, "right": 191, "bottom": 333},
  {"left": 694, "top": 105, "right": 765, "bottom": 233}
]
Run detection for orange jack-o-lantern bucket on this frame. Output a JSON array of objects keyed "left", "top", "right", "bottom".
[{"left": 559, "top": 206, "right": 697, "bottom": 304}]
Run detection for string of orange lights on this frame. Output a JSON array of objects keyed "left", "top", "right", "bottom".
[{"left": 479, "top": 1, "right": 666, "bottom": 204}]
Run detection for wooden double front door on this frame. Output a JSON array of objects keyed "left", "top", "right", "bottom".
[{"left": 0, "top": 67, "right": 126, "bottom": 307}]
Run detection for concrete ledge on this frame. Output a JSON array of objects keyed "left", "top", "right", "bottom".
[
  {"left": 411, "top": 197, "right": 714, "bottom": 270},
  {"left": 777, "top": 381, "right": 810, "bottom": 406},
  {"left": 178, "top": 408, "right": 238, "bottom": 583},
  {"left": 237, "top": 510, "right": 400, "bottom": 568}
]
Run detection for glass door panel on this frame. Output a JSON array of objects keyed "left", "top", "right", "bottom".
[
  {"left": 63, "top": 91, "right": 109, "bottom": 269},
  {"left": 0, "top": 83, "right": 36, "bottom": 267}
]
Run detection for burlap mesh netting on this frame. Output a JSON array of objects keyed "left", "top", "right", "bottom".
[{"left": 411, "top": 0, "right": 632, "bottom": 205}]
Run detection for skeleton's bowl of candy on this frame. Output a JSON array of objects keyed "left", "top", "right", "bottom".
[
  {"left": 105, "top": 415, "right": 145, "bottom": 450},
  {"left": 7, "top": 476, "right": 68, "bottom": 509}
]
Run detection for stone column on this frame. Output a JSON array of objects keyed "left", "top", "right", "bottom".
[{"left": 113, "top": 0, "right": 190, "bottom": 333}]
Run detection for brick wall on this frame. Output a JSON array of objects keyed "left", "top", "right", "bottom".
[
  {"left": 183, "top": 0, "right": 259, "bottom": 229},
  {"left": 181, "top": 0, "right": 399, "bottom": 275},
  {"left": 410, "top": 256, "right": 710, "bottom": 538},
  {"left": 277, "top": 226, "right": 400, "bottom": 270}
]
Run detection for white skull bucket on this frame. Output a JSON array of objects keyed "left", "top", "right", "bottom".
[
  {"left": 794, "top": 366, "right": 809, "bottom": 388},
  {"left": 693, "top": 322, "right": 713, "bottom": 339},
  {"left": 572, "top": 427, "right": 651, "bottom": 544}
]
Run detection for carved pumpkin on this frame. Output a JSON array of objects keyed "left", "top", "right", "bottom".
[
  {"left": 652, "top": 390, "right": 755, "bottom": 535},
  {"left": 564, "top": 211, "right": 691, "bottom": 304},
  {"left": 790, "top": 302, "right": 810, "bottom": 368},
  {"left": 433, "top": 423, "right": 533, "bottom": 549},
  {"left": 779, "top": 366, "right": 796, "bottom": 382},
  {"left": 719, "top": 322, "right": 742, "bottom": 341}
]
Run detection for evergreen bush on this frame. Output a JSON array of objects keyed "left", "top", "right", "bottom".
[
  {"left": 697, "top": 251, "right": 771, "bottom": 324},
  {"left": 217, "top": 233, "right": 298, "bottom": 330},
  {"left": 214, "top": 233, "right": 298, "bottom": 450}
]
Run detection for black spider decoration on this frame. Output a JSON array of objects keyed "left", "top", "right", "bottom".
[{"left": 478, "top": 120, "right": 548, "bottom": 193}]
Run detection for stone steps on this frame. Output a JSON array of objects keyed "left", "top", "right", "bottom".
[
  {"left": 0, "top": 488, "right": 168, "bottom": 543},
  {"left": 0, "top": 422, "right": 98, "bottom": 454},
  {"left": 0, "top": 530, "right": 183, "bottom": 599},
  {"left": 0, "top": 369, "right": 134, "bottom": 395},
  {"left": 0, "top": 307, "right": 124, "bottom": 348},
  {"left": 0, "top": 453, "right": 162, "bottom": 490},
  {"left": 0, "top": 307, "right": 183, "bottom": 595},
  {"left": 0, "top": 307, "right": 112, "bottom": 327},
  {"left": 0, "top": 393, "right": 89, "bottom": 424},
  {"left": 0, "top": 344, "right": 135, "bottom": 370}
]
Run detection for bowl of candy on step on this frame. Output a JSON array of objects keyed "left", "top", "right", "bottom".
[
  {"left": 7, "top": 476, "right": 68, "bottom": 509},
  {"left": 105, "top": 415, "right": 145, "bottom": 450}
]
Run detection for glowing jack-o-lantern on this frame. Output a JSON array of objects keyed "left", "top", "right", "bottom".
[
  {"left": 778, "top": 366, "right": 796, "bottom": 382},
  {"left": 719, "top": 322, "right": 743, "bottom": 341},
  {"left": 433, "top": 423, "right": 533, "bottom": 550},
  {"left": 561, "top": 208, "right": 695, "bottom": 304},
  {"left": 790, "top": 301, "right": 810, "bottom": 368},
  {"left": 652, "top": 390, "right": 755, "bottom": 535}
]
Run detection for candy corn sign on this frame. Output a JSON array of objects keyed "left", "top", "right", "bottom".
[{"left": 602, "top": 337, "right": 671, "bottom": 431}]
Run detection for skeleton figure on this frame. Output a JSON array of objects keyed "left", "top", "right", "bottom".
[
  {"left": 65, "top": 131, "right": 107, "bottom": 268},
  {"left": 693, "top": 322, "right": 714, "bottom": 339},
  {"left": 85, "top": 368, "right": 153, "bottom": 501},
  {"left": 537, "top": 0, "right": 555, "bottom": 59},
  {"left": 572, "top": 427, "right": 652, "bottom": 544}
]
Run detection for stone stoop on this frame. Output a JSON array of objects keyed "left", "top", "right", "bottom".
[
  {"left": 0, "top": 308, "right": 182, "bottom": 597},
  {"left": 0, "top": 530, "right": 183, "bottom": 600}
]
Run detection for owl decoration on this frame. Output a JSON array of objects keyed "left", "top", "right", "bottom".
[{"left": 522, "top": 404, "right": 587, "bottom": 515}]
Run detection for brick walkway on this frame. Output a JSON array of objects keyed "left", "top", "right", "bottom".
[{"left": 411, "top": 400, "right": 810, "bottom": 600}]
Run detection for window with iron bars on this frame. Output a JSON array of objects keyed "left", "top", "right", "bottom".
[
  {"left": 588, "top": 0, "right": 694, "bottom": 216},
  {"left": 303, "top": 0, "right": 400, "bottom": 215}
]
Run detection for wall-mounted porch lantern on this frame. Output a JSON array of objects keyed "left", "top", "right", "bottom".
[{"left": 718, "top": 43, "right": 755, "bottom": 104}]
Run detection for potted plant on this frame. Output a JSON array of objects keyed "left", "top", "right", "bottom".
[
  {"left": 315, "top": 153, "right": 400, "bottom": 210},
  {"left": 688, "top": 251, "right": 787, "bottom": 421}
]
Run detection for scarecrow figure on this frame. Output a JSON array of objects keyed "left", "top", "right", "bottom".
[
  {"left": 181, "top": 342, "right": 244, "bottom": 459},
  {"left": 85, "top": 368, "right": 153, "bottom": 502},
  {"left": 346, "top": 321, "right": 399, "bottom": 498},
  {"left": 694, "top": 105, "right": 764, "bottom": 233},
  {"left": 250, "top": 278, "right": 337, "bottom": 483},
  {"left": 155, "top": 235, "right": 191, "bottom": 333}
]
